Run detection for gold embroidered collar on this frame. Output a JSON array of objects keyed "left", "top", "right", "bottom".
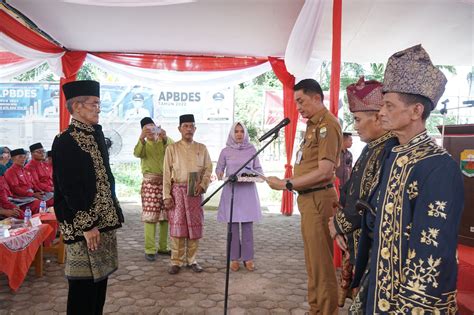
[
  {"left": 392, "top": 130, "right": 430, "bottom": 153},
  {"left": 368, "top": 132, "right": 394, "bottom": 149},
  {"left": 71, "top": 119, "right": 95, "bottom": 133}
]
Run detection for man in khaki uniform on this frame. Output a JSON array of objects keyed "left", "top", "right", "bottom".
[{"left": 267, "top": 79, "right": 342, "bottom": 315}]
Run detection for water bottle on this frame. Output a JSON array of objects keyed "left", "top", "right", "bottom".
[
  {"left": 39, "top": 200, "right": 47, "bottom": 214},
  {"left": 24, "top": 207, "right": 32, "bottom": 227}
]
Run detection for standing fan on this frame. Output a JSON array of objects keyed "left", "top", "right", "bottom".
[{"left": 103, "top": 129, "right": 123, "bottom": 157}]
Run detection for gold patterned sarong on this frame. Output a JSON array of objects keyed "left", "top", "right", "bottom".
[
  {"left": 65, "top": 230, "right": 118, "bottom": 282},
  {"left": 141, "top": 173, "right": 168, "bottom": 223}
]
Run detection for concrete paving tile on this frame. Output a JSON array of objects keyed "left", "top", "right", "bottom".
[
  {"left": 228, "top": 307, "right": 247, "bottom": 315},
  {"left": 139, "top": 306, "right": 162, "bottom": 314},
  {"left": 103, "top": 302, "right": 121, "bottom": 313},
  {"left": 176, "top": 299, "right": 197, "bottom": 308},
  {"left": 129, "top": 291, "right": 150, "bottom": 300},
  {"left": 135, "top": 298, "right": 157, "bottom": 307},
  {"left": 290, "top": 309, "right": 308, "bottom": 315},
  {"left": 197, "top": 299, "right": 217, "bottom": 308},
  {"left": 184, "top": 307, "right": 205, "bottom": 315},
  {"left": 33, "top": 302, "right": 55, "bottom": 311},
  {"left": 130, "top": 270, "right": 146, "bottom": 276},
  {"left": 114, "top": 297, "right": 136, "bottom": 306},
  {"left": 204, "top": 307, "right": 223, "bottom": 315},
  {"left": 53, "top": 304, "right": 67, "bottom": 313},
  {"left": 11, "top": 293, "right": 32, "bottom": 302},
  {"left": 181, "top": 287, "right": 200, "bottom": 294},
  {"left": 159, "top": 307, "right": 185, "bottom": 314},
  {"left": 110, "top": 290, "right": 129, "bottom": 298},
  {"left": 248, "top": 308, "right": 271, "bottom": 315},
  {"left": 235, "top": 300, "right": 258, "bottom": 308},
  {"left": 118, "top": 304, "right": 142, "bottom": 313}
]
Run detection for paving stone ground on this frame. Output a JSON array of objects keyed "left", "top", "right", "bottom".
[{"left": 0, "top": 203, "right": 351, "bottom": 314}]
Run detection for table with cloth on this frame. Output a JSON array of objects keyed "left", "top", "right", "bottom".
[
  {"left": 0, "top": 224, "right": 53, "bottom": 291},
  {"left": 34, "top": 211, "right": 65, "bottom": 264}
]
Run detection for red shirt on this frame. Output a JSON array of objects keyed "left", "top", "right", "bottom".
[
  {"left": 25, "top": 159, "right": 53, "bottom": 192},
  {"left": 4, "top": 164, "right": 36, "bottom": 197},
  {"left": 0, "top": 176, "right": 16, "bottom": 209}
]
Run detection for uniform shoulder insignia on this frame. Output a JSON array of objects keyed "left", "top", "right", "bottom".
[{"left": 319, "top": 126, "right": 327, "bottom": 138}]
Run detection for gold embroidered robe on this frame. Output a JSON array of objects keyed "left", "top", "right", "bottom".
[{"left": 352, "top": 131, "right": 464, "bottom": 314}]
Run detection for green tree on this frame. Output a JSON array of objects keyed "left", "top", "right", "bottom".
[
  {"left": 234, "top": 71, "right": 282, "bottom": 143},
  {"left": 76, "top": 62, "right": 107, "bottom": 81},
  {"left": 14, "top": 63, "right": 56, "bottom": 82},
  {"left": 436, "top": 65, "right": 457, "bottom": 75},
  {"left": 13, "top": 61, "right": 108, "bottom": 82},
  {"left": 426, "top": 112, "right": 457, "bottom": 135}
]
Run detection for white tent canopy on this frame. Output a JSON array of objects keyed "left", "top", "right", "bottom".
[{"left": 5, "top": 0, "right": 473, "bottom": 74}]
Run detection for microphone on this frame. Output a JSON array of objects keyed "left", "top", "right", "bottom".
[
  {"left": 462, "top": 100, "right": 474, "bottom": 106},
  {"left": 258, "top": 118, "right": 290, "bottom": 142}
]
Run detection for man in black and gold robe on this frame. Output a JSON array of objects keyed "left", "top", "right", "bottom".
[
  {"left": 328, "top": 77, "right": 397, "bottom": 307},
  {"left": 350, "top": 45, "right": 464, "bottom": 314},
  {"left": 52, "top": 80, "right": 124, "bottom": 315}
]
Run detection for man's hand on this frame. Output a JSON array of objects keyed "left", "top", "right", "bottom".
[
  {"left": 195, "top": 183, "right": 204, "bottom": 196},
  {"left": 83, "top": 227, "right": 100, "bottom": 251},
  {"left": 216, "top": 172, "right": 224, "bottom": 180},
  {"left": 159, "top": 128, "right": 167, "bottom": 141},
  {"left": 33, "top": 191, "right": 45, "bottom": 199},
  {"left": 266, "top": 176, "right": 285, "bottom": 190},
  {"left": 328, "top": 216, "right": 338, "bottom": 239},
  {"left": 335, "top": 234, "right": 348, "bottom": 252},
  {"left": 140, "top": 126, "right": 156, "bottom": 142},
  {"left": 139, "top": 127, "right": 147, "bottom": 142},
  {"left": 0, "top": 208, "right": 21, "bottom": 218},
  {"left": 164, "top": 198, "right": 174, "bottom": 210}
]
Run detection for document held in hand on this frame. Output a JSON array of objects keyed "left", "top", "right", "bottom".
[{"left": 187, "top": 172, "right": 200, "bottom": 196}]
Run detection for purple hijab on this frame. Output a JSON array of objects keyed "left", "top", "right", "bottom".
[{"left": 226, "top": 122, "right": 253, "bottom": 150}]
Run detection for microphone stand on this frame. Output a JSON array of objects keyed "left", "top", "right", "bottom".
[
  {"left": 440, "top": 102, "right": 448, "bottom": 148},
  {"left": 201, "top": 131, "right": 280, "bottom": 315}
]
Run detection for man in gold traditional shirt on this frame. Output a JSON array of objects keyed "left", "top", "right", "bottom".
[
  {"left": 163, "top": 114, "right": 212, "bottom": 275},
  {"left": 267, "top": 79, "right": 342, "bottom": 315}
]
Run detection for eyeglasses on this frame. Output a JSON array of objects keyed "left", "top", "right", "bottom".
[{"left": 80, "top": 101, "right": 101, "bottom": 109}]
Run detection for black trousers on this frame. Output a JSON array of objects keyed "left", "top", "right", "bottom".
[{"left": 67, "top": 278, "right": 108, "bottom": 315}]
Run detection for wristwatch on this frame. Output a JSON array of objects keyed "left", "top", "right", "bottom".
[{"left": 285, "top": 180, "right": 293, "bottom": 191}]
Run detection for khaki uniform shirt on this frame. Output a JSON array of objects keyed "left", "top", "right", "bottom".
[
  {"left": 163, "top": 140, "right": 213, "bottom": 199},
  {"left": 294, "top": 107, "right": 342, "bottom": 189}
]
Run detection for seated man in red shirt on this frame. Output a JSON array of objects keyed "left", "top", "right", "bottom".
[
  {"left": 0, "top": 176, "right": 24, "bottom": 219},
  {"left": 46, "top": 150, "right": 53, "bottom": 176},
  {"left": 4, "top": 148, "right": 53, "bottom": 214},
  {"left": 25, "top": 143, "right": 54, "bottom": 195}
]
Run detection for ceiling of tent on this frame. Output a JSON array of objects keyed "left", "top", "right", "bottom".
[
  {"left": 4, "top": 0, "right": 474, "bottom": 65},
  {"left": 6, "top": 0, "right": 304, "bottom": 57},
  {"left": 314, "top": 0, "right": 474, "bottom": 65}
]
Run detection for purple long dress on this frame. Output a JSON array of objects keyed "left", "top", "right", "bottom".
[{"left": 216, "top": 124, "right": 263, "bottom": 223}]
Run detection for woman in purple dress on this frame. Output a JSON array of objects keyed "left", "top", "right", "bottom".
[{"left": 216, "top": 122, "right": 263, "bottom": 272}]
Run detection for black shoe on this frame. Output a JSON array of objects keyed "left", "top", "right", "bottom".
[
  {"left": 188, "top": 263, "right": 203, "bottom": 273},
  {"left": 168, "top": 265, "right": 181, "bottom": 275},
  {"left": 157, "top": 249, "right": 171, "bottom": 256},
  {"left": 145, "top": 253, "right": 156, "bottom": 261}
]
